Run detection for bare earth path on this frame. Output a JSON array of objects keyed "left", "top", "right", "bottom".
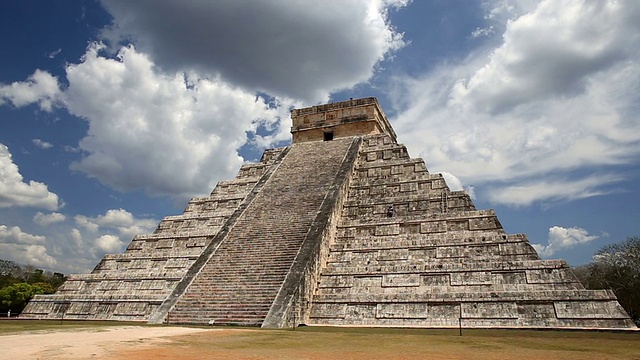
[{"left": 1, "top": 326, "right": 212, "bottom": 360}]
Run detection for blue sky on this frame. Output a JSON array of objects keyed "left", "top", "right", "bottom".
[{"left": 1, "top": 0, "right": 639, "bottom": 274}]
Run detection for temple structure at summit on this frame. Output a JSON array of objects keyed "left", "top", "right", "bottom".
[{"left": 22, "top": 97, "right": 636, "bottom": 329}]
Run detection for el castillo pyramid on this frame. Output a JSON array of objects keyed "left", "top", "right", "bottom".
[{"left": 22, "top": 97, "right": 636, "bottom": 329}]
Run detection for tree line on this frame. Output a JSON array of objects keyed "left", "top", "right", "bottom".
[
  {"left": 0, "top": 259, "right": 66, "bottom": 315},
  {"left": 572, "top": 236, "right": 640, "bottom": 326}
]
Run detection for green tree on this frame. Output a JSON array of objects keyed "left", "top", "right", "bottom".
[
  {"left": 579, "top": 237, "right": 640, "bottom": 325},
  {"left": 0, "top": 283, "right": 43, "bottom": 313}
]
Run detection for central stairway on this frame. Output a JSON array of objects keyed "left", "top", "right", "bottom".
[{"left": 165, "top": 138, "right": 357, "bottom": 326}]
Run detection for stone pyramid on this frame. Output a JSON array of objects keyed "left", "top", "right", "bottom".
[{"left": 23, "top": 98, "right": 636, "bottom": 329}]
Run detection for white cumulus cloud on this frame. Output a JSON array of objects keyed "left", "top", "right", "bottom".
[
  {"left": 0, "top": 144, "right": 61, "bottom": 210},
  {"left": 33, "top": 212, "right": 66, "bottom": 226},
  {"left": 532, "top": 226, "right": 600, "bottom": 257},
  {"left": 0, "top": 225, "right": 46, "bottom": 244},
  {"left": 0, "top": 69, "right": 62, "bottom": 111},
  {"left": 64, "top": 44, "right": 288, "bottom": 201},
  {"left": 0, "top": 225, "right": 56, "bottom": 268},
  {"left": 93, "top": 234, "right": 123, "bottom": 254}
]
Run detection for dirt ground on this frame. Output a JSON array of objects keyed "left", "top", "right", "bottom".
[
  {"left": 3, "top": 325, "right": 639, "bottom": 360},
  {"left": 1, "top": 326, "right": 213, "bottom": 360}
]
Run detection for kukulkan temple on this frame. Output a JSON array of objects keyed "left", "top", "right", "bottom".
[{"left": 22, "top": 98, "right": 636, "bottom": 329}]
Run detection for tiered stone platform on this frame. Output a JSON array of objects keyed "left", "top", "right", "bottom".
[
  {"left": 22, "top": 97, "right": 636, "bottom": 329},
  {"left": 306, "top": 134, "right": 633, "bottom": 328},
  {"left": 21, "top": 148, "right": 289, "bottom": 320}
]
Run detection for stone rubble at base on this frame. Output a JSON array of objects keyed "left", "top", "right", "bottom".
[{"left": 21, "top": 97, "right": 636, "bottom": 330}]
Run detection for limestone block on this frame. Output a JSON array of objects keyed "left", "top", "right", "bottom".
[
  {"left": 377, "top": 303, "right": 429, "bottom": 319},
  {"left": 155, "top": 239, "right": 174, "bottom": 249},
  {"left": 98, "top": 281, "right": 121, "bottom": 291},
  {"left": 185, "top": 237, "right": 208, "bottom": 248},
  {"left": 318, "top": 276, "right": 354, "bottom": 288},
  {"left": 436, "top": 246, "right": 465, "bottom": 258},
  {"left": 391, "top": 165, "right": 403, "bottom": 175},
  {"left": 382, "top": 274, "right": 420, "bottom": 287},
  {"left": 450, "top": 272, "right": 492, "bottom": 286},
  {"left": 462, "top": 302, "right": 518, "bottom": 319},
  {"left": 525, "top": 268, "right": 575, "bottom": 284},
  {"left": 115, "top": 302, "right": 149, "bottom": 316},
  {"left": 310, "top": 303, "right": 348, "bottom": 318},
  {"left": 554, "top": 301, "right": 630, "bottom": 319},
  {"left": 420, "top": 221, "right": 446, "bottom": 233},
  {"left": 327, "top": 251, "right": 352, "bottom": 263},
  {"left": 127, "top": 241, "right": 144, "bottom": 251},
  {"left": 400, "top": 223, "right": 419, "bottom": 235},
  {"left": 353, "top": 276, "right": 382, "bottom": 289},
  {"left": 517, "top": 302, "right": 556, "bottom": 319},
  {"left": 500, "top": 242, "right": 537, "bottom": 256},
  {"left": 67, "top": 302, "right": 93, "bottom": 315},
  {"left": 428, "top": 303, "right": 460, "bottom": 320},
  {"left": 408, "top": 248, "right": 437, "bottom": 260},
  {"left": 423, "top": 274, "right": 450, "bottom": 286},
  {"left": 400, "top": 182, "right": 418, "bottom": 192},
  {"left": 366, "top": 152, "right": 377, "bottom": 161},
  {"left": 378, "top": 249, "right": 409, "bottom": 261},
  {"left": 165, "top": 258, "right": 191, "bottom": 268},
  {"left": 491, "top": 271, "right": 527, "bottom": 285},
  {"left": 468, "top": 217, "right": 500, "bottom": 231},
  {"left": 447, "top": 220, "right": 469, "bottom": 231},
  {"left": 375, "top": 224, "right": 400, "bottom": 236},
  {"left": 345, "top": 304, "right": 377, "bottom": 320},
  {"left": 59, "top": 280, "right": 84, "bottom": 291}
]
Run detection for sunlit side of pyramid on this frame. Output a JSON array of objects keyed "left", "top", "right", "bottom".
[{"left": 22, "top": 97, "right": 636, "bottom": 329}]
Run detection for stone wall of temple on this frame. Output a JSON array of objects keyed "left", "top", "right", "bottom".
[{"left": 306, "top": 134, "right": 634, "bottom": 329}]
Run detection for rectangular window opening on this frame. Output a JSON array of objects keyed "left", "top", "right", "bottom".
[{"left": 324, "top": 132, "right": 334, "bottom": 141}]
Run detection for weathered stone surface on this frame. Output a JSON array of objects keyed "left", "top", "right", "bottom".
[{"left": 22, "top": 97, "right": 636, "bottom": 330}]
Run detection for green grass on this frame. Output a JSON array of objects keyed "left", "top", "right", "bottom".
[
  {"left": 161, "top": 326, "right": 640, "bottom": 360},
  {"left": 1, "top": 321, "right": 639, "bottom": 359}
]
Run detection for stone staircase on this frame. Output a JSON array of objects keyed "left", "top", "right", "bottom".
[
  {"left": 307, "top": 134, "right": 635, "bottom": 329},
  {"left": 165, "top": 138, "right": 357, "bottom": 326}
]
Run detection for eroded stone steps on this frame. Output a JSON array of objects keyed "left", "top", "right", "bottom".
[{"left": 166, "top": 138, "right": 356, "bottom": 325}]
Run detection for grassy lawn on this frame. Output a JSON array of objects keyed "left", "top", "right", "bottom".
[{"left": 125, "top": 326, "right": 640, "bottom": 360}]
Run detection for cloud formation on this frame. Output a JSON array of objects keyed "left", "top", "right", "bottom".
[
  {"left": 99, "top": 0, "right": 407, "bottom": 102},
  {"left": 64, "top": 44, "right": 287, "bottom": 200},
  {"left": 0, "top": 204, "right": 157, "bottom": 273},
  {"left": 33, "top": 212, "right": 66, "bottom": 226},
  {"left": 532, "top": 226, "right": 600, "bottom": 257},
  {"left": 0, "top": 225, "right": 56, "bottom": 268},
  {"left": 0, "top": 144, "right": 61, "bottom": 210},
  {"left": 391, "top": 0, "right": 640, "bottom": 206},
  {"left": 32, "top": 139, "right": 53, "bottom": 150},
  {"left": 0, "top": 69, "right": 61, "bottom": 111}
]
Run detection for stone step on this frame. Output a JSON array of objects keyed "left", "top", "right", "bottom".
[{"left": 166, "top": 138, "right": 356, "bottom": 324}]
